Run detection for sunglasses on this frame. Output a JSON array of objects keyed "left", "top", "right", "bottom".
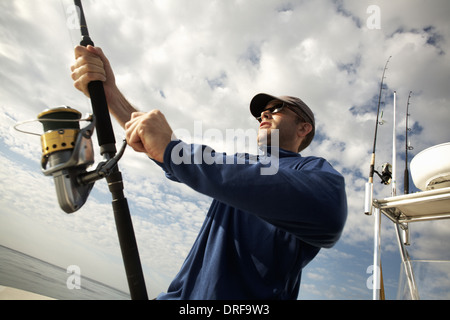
[
  {"left": 256, "top": 103, "right": 284, "bottom": 122},
  {"left": 256, "top": 102, "right": 304, "bottom": 123}
]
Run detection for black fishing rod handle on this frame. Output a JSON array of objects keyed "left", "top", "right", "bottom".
[
  {"left": 79, "top": 35, "right": 116, "bottom": 154},
  {"left": 87, "top": 80, "right": 116, "bottom": 150}
]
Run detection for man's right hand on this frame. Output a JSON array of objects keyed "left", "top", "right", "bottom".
[
  {"left": 70, "top": 45, "right": 138, "bottom": 128},
  {"left": 70, "top": 45, "right": 116, "bottom": 100}
]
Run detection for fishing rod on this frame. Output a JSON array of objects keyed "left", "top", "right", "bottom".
[
  {"left": 13, "top": 0, "right": 148, "bottom": 299},
  {"left": 404, "top": 91, "right": 413, "bottom": 195},
  {"left": 364, "top": 56, "right": 392, "bottom": 215},
  {"left": 72, "top": 0, "right": 148, "bottom": 300},
  {"left": 366, "top": 57, "right": 393, "bottom": 300},
  {"left": 14, "top": 1, "right": 148, "bottom": 299}
]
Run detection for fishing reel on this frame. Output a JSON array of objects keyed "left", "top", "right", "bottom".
[
  {"left": 15, "top": 106, "right": 126, "bottom": 213},
  {"left": 374, "top": 163, "right": 392, "bottom": 185},
  {"left": 37, "top": 106, "right": 95, "bottom": 213}
]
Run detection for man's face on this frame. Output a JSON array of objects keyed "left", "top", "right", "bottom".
[{"left": 257, "top": 100, "right": 301, "bottom": 151}]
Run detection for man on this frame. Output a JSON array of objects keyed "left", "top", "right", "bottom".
[{"left": 71, "top": 45, "right": 347, "bottom": 299}]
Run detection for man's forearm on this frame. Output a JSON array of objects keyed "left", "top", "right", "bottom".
[{"left": 107, "top": 87, "right": 138, "bottom": 128}]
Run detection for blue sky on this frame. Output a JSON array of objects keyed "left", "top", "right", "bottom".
[{"left": 1, "top": 0, "right": 450, "bottom": 299}]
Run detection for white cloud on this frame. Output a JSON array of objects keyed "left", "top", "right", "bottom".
[{"left": 1, "top": 0, "right": 449, "bottom": 299}]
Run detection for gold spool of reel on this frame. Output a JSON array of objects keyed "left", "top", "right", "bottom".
[{"left": 37, "top": 107, "right": 82, "bottom": 165}]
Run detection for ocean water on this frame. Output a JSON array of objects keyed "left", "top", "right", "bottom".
[{"left": 0, "top": 245, "right": 130, "bottom": 300}]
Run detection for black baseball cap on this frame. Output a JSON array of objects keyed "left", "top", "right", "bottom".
[{"left": 250, "top": 93, "right": 315, "bottom": 151}]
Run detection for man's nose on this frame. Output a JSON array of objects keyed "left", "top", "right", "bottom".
[{"left": 260, "top": 109, "right": 272, "bottom": 120}]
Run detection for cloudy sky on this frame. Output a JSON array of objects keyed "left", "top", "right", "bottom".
[{"left": 1, "top": 0, "right": 450, "bottom": 300}]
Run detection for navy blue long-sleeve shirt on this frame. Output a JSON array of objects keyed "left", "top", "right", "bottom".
[{"left": 156, "top": 140, "right": 347, "bottom": 299}]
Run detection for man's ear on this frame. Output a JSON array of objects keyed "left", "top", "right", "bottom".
[{"left": 297, "top": 122, "right": 313, "bottom": 138}]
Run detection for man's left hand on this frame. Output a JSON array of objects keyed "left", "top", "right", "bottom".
[{"left": 125, "top": 110, "right": 174, "bottom": 163}]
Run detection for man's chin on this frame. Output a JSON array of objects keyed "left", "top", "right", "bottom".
[{"left": 257, "top": 133, "right": 271, "bottom": 147}]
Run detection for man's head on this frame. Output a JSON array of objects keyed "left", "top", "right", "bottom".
[{"left": 250, "top": 93, "right": 315, "bottom": 153}]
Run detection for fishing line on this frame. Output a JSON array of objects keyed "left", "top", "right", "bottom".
[{"left": 59, "top": 0, "right": 93, "bottom": 113}]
